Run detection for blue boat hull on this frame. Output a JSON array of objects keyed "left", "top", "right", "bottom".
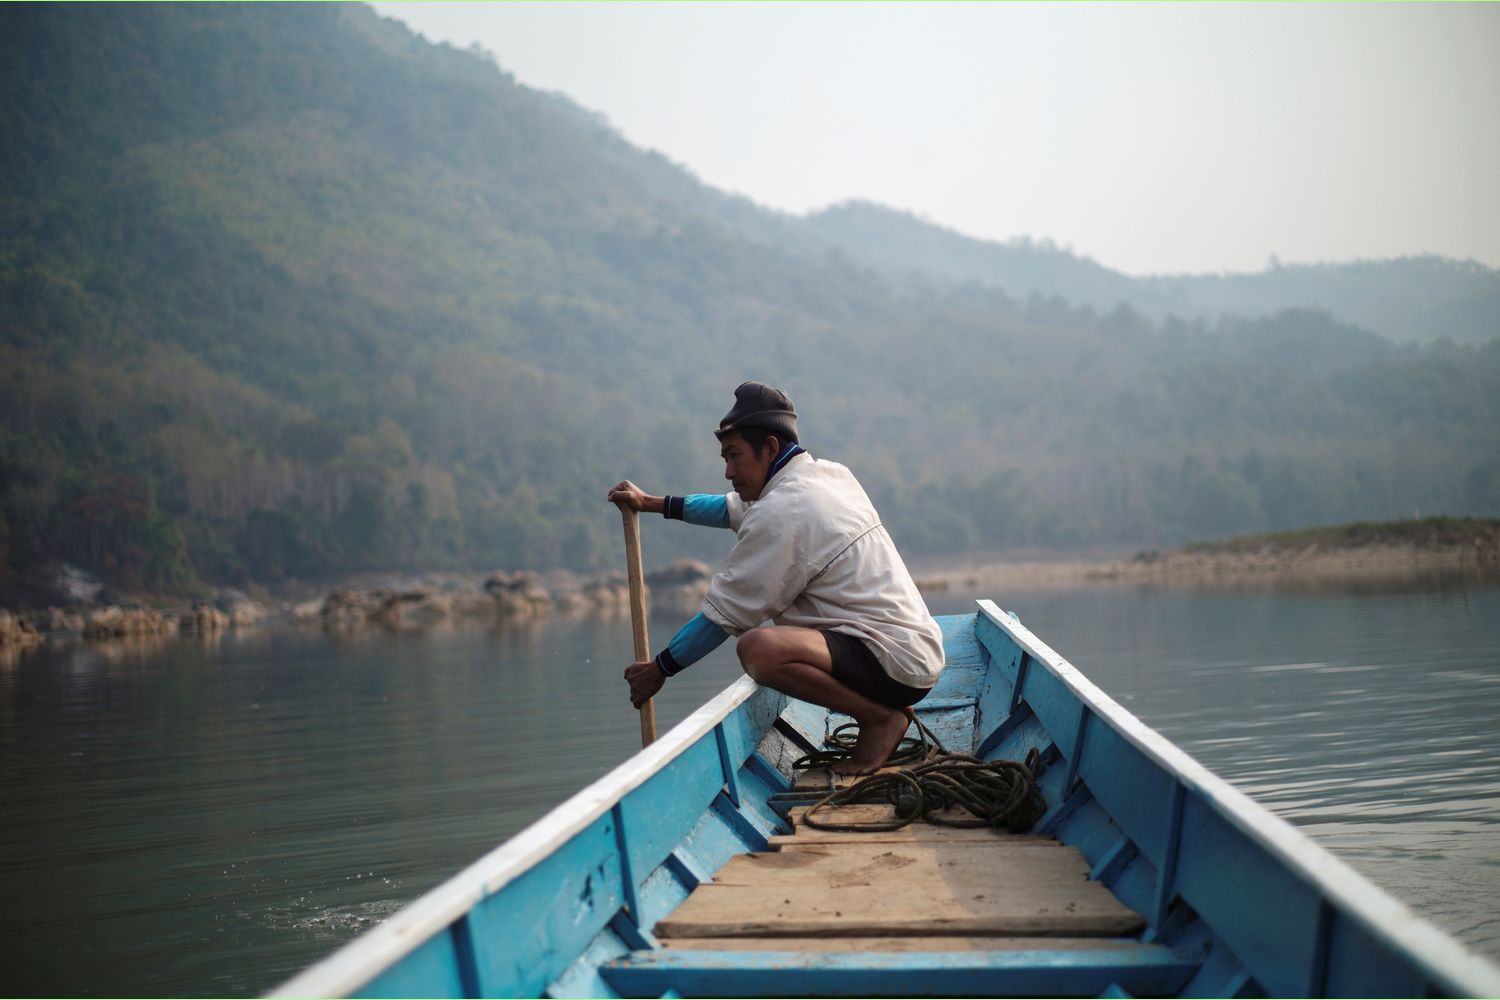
[{"left": 271, "top": 601, "right": 1500, "bottom": 998}]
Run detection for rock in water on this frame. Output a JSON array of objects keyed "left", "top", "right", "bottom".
[
  {"left": 484, "top": 572, "right": 552, "bottom": 619},
  {"left": 180, "top": 603, "right": 229, "bottom": 633},
  {"left": 646, "top": 559, "right": 713, "bottom": 614},
  {"left": 0, "top": 609, "right": 45, "bottom": 647}
]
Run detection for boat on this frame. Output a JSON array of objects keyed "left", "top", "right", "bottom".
[{"left": 270, "top": 600, "right": 1500, "bottom": 998}]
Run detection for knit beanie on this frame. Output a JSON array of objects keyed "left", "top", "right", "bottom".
[{"left": 714, "top": 381, "right": 798, "bottom": 443}]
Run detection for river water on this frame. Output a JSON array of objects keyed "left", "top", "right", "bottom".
[{"left": 2, "top": 581, "right": 1498, "bottom": 995}]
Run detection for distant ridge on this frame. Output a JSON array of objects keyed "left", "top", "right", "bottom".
[{"left": 794, "top": 201, "right": 1499, "bottom": 344}]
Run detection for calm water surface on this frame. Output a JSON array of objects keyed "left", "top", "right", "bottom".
[{"left": 2, "top": 583, "right": 1498, "bottom": 995}]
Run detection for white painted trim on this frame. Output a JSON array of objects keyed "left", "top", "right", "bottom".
[
  {"left": 977, "top": 599, "right": 1500, "bottom": 997},
  {"left": 268, "top": 676, "right": 767, "bottom": 999}
]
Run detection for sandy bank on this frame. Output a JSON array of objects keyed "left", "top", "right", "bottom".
[{"left": 917, "top": 534, "right": 1500, "bottom": 594}]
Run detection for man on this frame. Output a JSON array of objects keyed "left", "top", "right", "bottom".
[{"left": 607, "top": 381, "right": 944, "bottom": 775}]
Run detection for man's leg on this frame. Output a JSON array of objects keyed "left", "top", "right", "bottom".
[{"left": 735, "top": 625, "right": 908, "bottom": 776}]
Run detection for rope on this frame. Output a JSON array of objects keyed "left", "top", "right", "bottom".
[
  {"left": 790, "top": 721, "right": 935, "bottom": 772},
  {"left": 792, "top": 714, "right": 1046, "bottom": 834}
]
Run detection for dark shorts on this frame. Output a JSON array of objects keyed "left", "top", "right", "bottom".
[{"left": 823, "top": 630, "right": 932, "bottom": 710}]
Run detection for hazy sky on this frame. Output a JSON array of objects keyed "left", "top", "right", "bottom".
[{"left": 371, "top": 2, "right": 1499, "bottom": 277}]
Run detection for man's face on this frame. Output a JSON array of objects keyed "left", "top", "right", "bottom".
[{"left": 720, "top": 431, "right": 776, "bottom": 502}]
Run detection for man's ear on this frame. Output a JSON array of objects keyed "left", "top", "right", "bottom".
[{"left": 763, "top": 434, "right": 781, "bottom": 458}]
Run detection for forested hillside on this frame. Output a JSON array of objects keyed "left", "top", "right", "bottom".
[{"left": 2, "top": 4, "right": 1497, "bottom": 602}]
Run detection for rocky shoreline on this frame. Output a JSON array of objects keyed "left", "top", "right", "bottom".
[
  {"left": 0, "top": 560, "right": 716, "bottom": 650},
  {"left": 7, "top": 522, "right": 1497, "bottom": 652}
]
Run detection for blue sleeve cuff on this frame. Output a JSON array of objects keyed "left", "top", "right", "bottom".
[
  {"left": 656, "top": 648, "right": 683, "bottom": 676},
  {"left": 655, "top": 613, "right": 729, "bottom": 676}
]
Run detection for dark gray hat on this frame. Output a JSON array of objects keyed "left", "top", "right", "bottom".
[{"left": 715, "top": 381, "right": 798, "bottom": 443}]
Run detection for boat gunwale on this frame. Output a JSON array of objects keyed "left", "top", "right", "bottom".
[
  {"left": 269, "top": 674, "right": 771, "bottom": 998},
  {"left": 977, "top": 598, "right": 1500, "bottom": 997}
]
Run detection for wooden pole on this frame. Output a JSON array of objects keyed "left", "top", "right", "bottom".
[{"left": 617, "top": 502, "right": 657, "bottom": 746}]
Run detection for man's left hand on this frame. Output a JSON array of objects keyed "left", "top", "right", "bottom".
[{"left": 624, "top": 659, "right": 665, "bottom": 708}]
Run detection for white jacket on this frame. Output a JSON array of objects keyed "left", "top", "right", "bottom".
[{"left": 700, "top": 452, "right": 945, "bottom": 688}]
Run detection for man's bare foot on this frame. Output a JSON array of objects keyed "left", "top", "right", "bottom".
[{"left": 834, "top": 706, "right": 910, "bottom": 776}]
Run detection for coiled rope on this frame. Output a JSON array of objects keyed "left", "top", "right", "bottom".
[
  {"left": 790, "top": 720, "right": 935, "bottom": 772},
  {"left": 792, "top": 715, "right": 1046, "bottom": 833}
]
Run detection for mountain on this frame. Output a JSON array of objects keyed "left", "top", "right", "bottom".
[
  {"left": 802, "top": 202, "right": 1142, "bottom": 310},
  {"left": 2, "top": 3, "right": 1497, "bottom": 602},
  {"left": 1140, "top": 256, "right": 1500, "bottom": 345},
  {"left": 793, "top": 202, "right": 1500, "bottom": 345}
]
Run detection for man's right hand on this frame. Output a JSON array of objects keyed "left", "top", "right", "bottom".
[
  {"left": 607, "top": 480, "right": 661, "bottom": 514},
  {"left": 624, "top": 659, "right": 666, "bottom": 708}
]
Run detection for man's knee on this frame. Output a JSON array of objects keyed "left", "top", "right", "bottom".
[{"left": 736, "top": 627, "right": 777, "bottom": 680}]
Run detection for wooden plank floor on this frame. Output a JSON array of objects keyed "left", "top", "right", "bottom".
[{"left": 656, "top": 797, "right": 1146, "bottom": 947}]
